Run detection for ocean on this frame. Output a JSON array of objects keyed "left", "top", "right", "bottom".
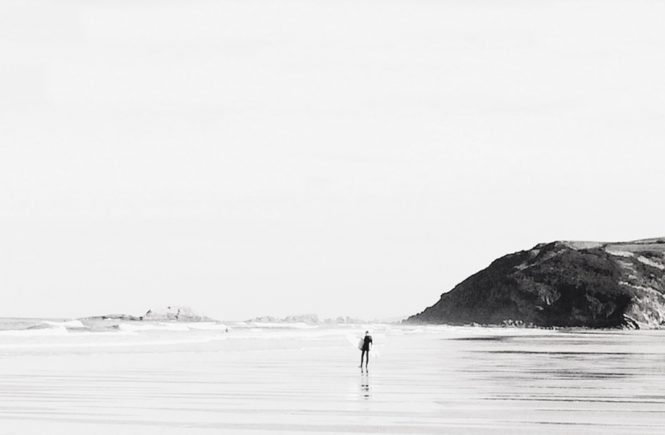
[{"left": 1, "top": 319, "right": 665, "bottom": 434}]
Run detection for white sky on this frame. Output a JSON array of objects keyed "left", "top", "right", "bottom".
[{"left": 1, "top": 0, "right": 664, "bottom": 320}]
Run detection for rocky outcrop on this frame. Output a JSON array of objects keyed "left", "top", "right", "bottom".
[
  {"left": 143, "top": 306, "right": 214, "bottom": 322},
  {"left": 84, "top": 306, "right": 214, "bottom": 322},
  {"left": 247, "top": 314, "right": 364, "bottom": 324},
  {"left": 83, "top": 314, "right": 143, "bottom": 321},
  {"left": 407, "top": 238, "right": 665, "bottom": 328}
]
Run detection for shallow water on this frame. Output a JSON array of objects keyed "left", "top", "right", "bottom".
[{"left": 1, "top": 322, "right": 665, "bottom": 434}]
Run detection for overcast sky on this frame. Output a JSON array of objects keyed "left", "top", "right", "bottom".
[{"left": 1, "top": 0, "right": 664, "bottom": 320}]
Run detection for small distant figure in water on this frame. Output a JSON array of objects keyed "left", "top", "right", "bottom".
[{"left": 359, "top": 330, "right": 373, "bottom": 371}]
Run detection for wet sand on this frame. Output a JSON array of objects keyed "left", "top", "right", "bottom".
[{"left": 1, "top": 325, "right": 665, "bottom": 434}]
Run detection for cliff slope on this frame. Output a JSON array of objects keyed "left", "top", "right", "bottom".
[{"left": 407, "top": 238, "right": 665, "bottom": 328}]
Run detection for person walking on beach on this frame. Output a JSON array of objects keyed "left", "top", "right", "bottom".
[{"left": 360, "top": 331, "right": 373, "bottom": 371}]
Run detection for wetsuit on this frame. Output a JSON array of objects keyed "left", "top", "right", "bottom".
[{"left": 361, "top": 335, "right": 373, "bottom": 368}]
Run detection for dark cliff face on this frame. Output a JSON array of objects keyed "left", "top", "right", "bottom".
[{"left": 407, "top": 238, "right": 665, "bottom": 328}]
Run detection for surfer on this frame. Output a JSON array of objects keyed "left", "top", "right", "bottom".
[{"left": 359, "top": 331, "right": 373, "bottom": 371}]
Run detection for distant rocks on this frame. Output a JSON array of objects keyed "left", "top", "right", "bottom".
[
  {"left": 407, "top": 238, "right": 665, "bottom": 329},
  {"left": 249, "top": 314, "right": 320, "bottom": 324},
  {"left": 247, "top": 314, "right": 363, "bottom": 324},
  {"left": 329, "top": 316, "right": 365, "bottom": 324},
  {"left": 84, "top": 314, "right": 143, "bottom": 321},
  {"left": 143, "top": 306, "right": 214, "bottom": 322},
  {"left": 84, "top": 306, "right": 214, "bottom": 322}
]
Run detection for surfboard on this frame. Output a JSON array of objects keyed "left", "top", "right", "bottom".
[{"left": 357, "top": 338, "right": 364, "bottom": 350}]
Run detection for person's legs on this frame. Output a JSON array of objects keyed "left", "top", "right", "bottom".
[
  {"left": 360, "top": 350, "right": 365, "bottom": 368},
  {"left": 364, "top": 349, "right": 370, "bottom": 369}
]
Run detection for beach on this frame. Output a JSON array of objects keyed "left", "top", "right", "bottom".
[{"left": 2, "top": 321, "right": 665, "bottom": 434}]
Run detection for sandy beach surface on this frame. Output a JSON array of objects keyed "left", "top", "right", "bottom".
[{"left": 2, "top": 321, "right": 665, "bottom": 434}]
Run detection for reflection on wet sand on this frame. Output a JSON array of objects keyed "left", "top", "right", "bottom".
[
  {"left": 2, "top": 326, "right": 665, "bottom": 434},
  {"left": 360, "top": 374, "right": 371, "bottom": 399}
]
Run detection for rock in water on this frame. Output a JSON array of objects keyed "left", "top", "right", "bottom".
[
  {"left": 407, "top": 238, "right": 665, "bottom": 328},
  {"left": 143, "top": 306, "right": 213, "bottom": 322}
]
